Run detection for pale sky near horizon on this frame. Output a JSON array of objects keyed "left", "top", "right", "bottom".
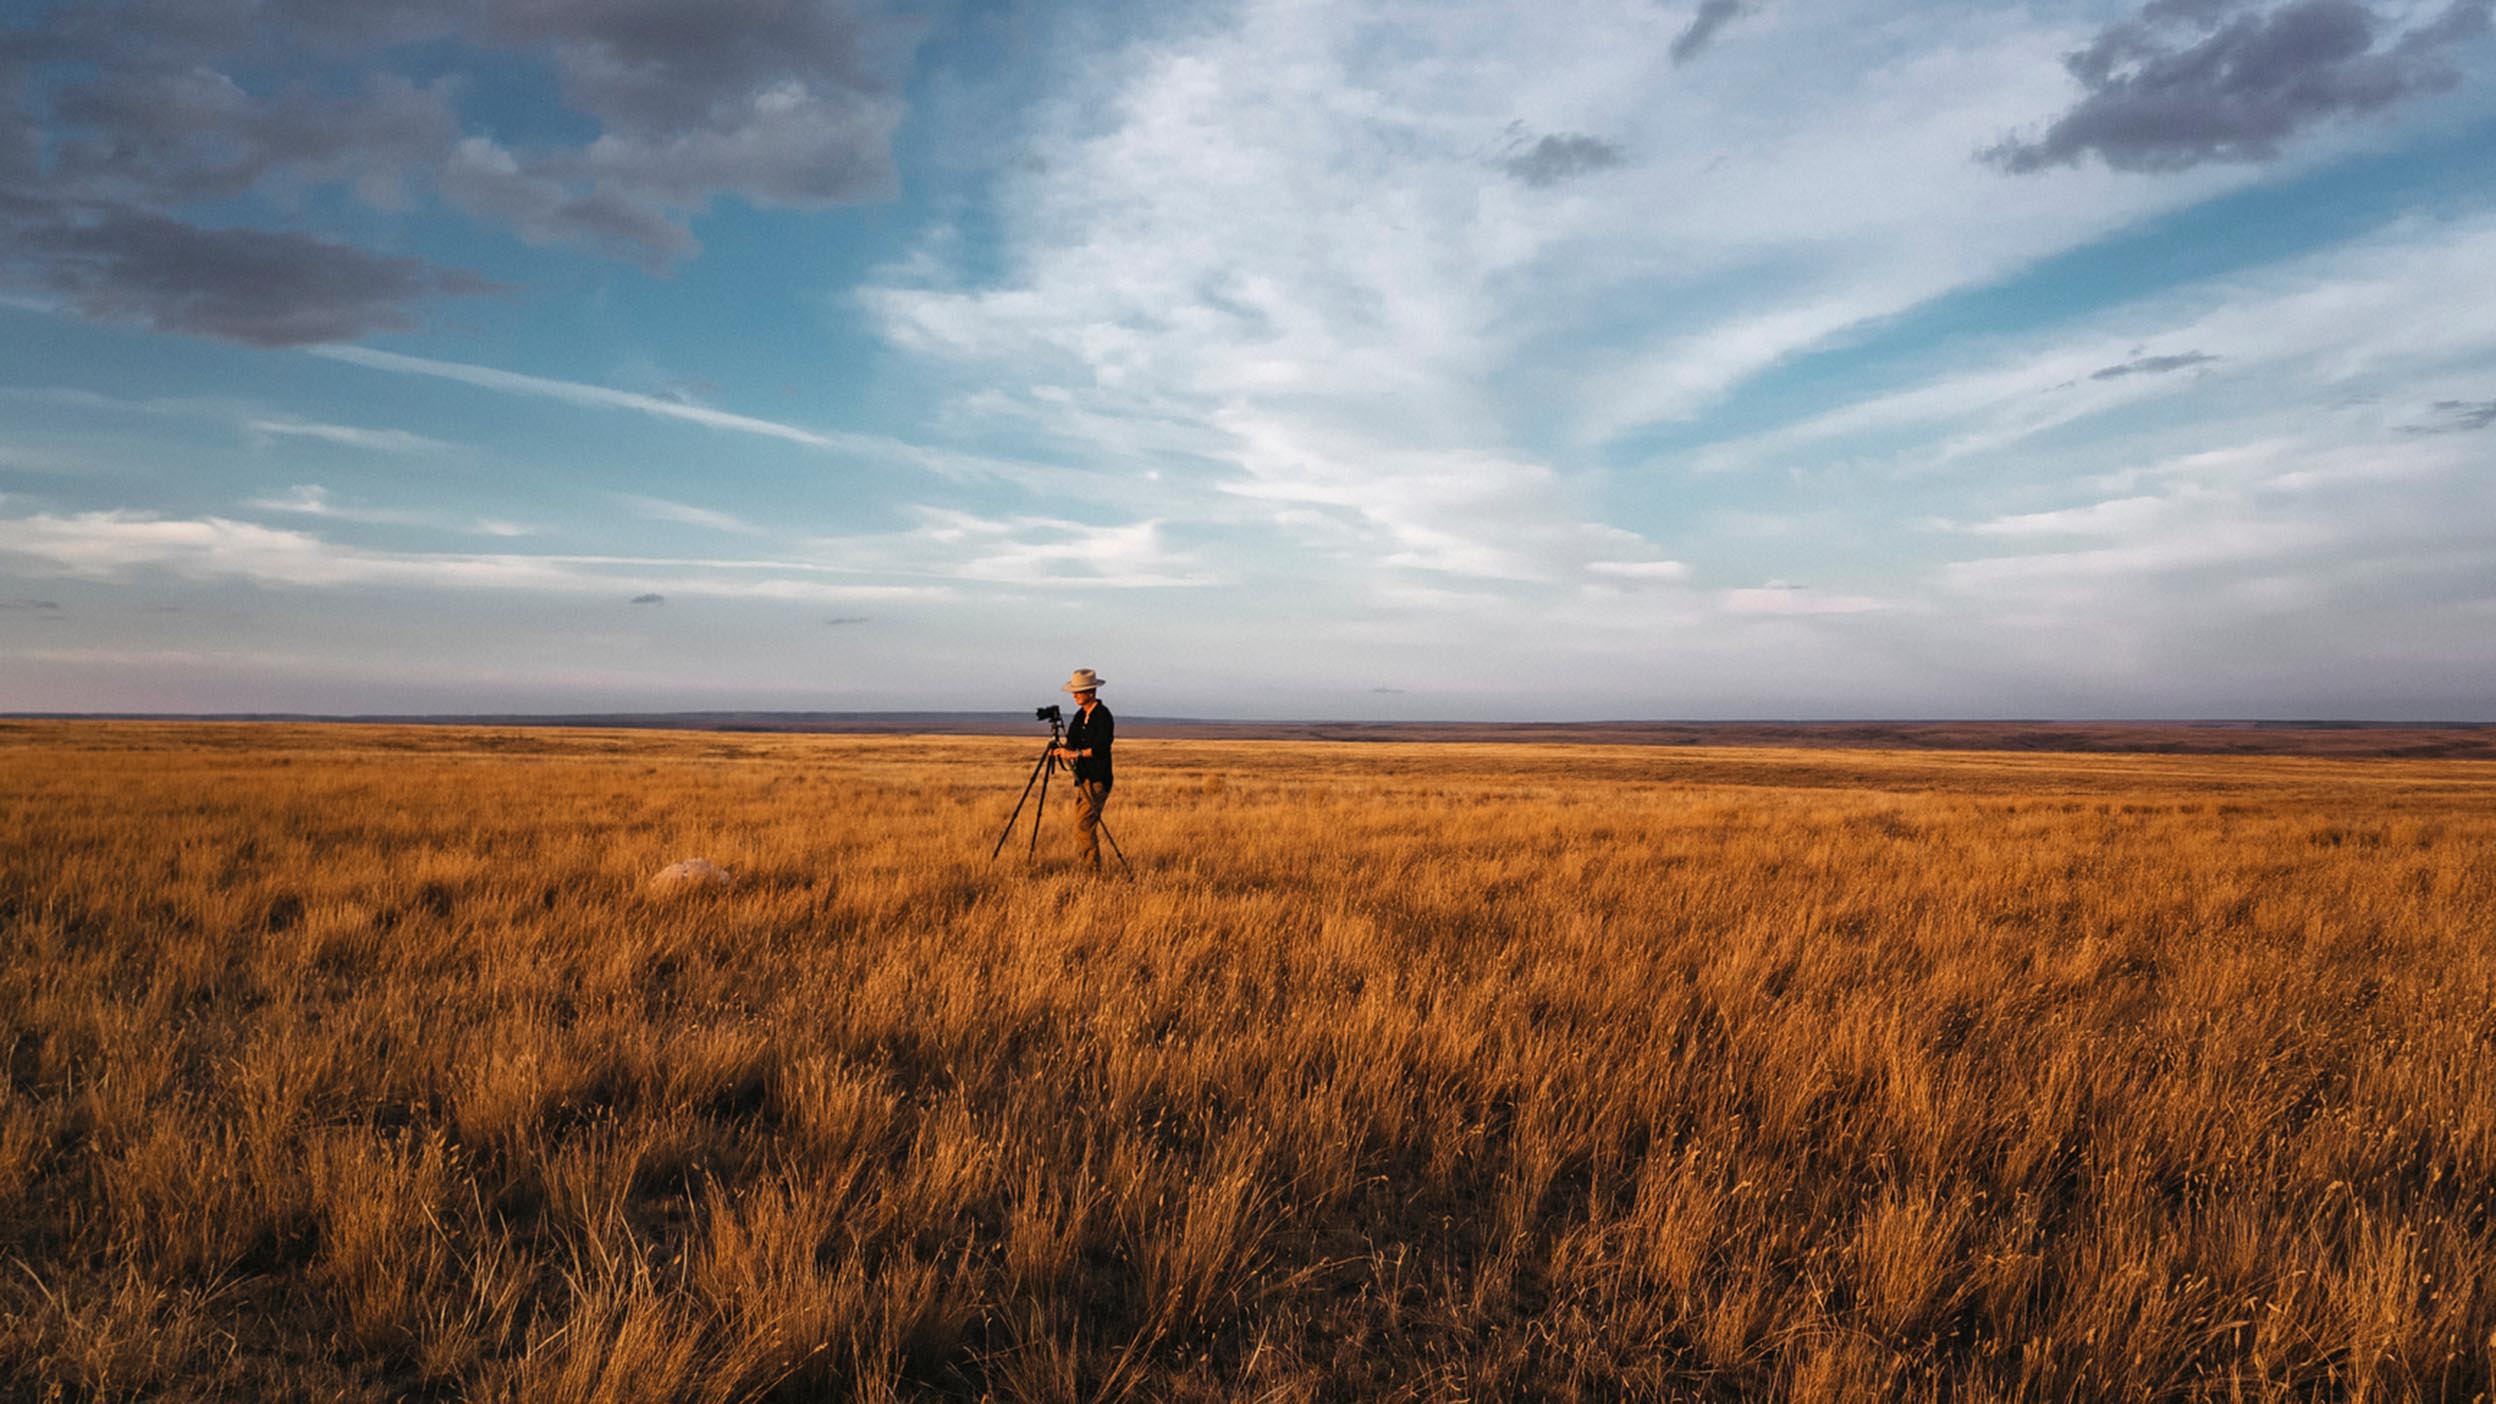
[{"left": 2, "top": 0, "right": 2492, "bottom": 720}]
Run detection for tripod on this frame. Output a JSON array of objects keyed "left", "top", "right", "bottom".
[{"left": 989, "top": 717, "right": 1132, "bottom": 874}]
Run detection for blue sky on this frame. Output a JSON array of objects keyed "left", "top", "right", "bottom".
[{"left": 2, "top": 0, "right": 2492, "bottom": 719}]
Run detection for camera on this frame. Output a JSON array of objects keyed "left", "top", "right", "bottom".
[{"left": 1035, "top": 704, "right": 1063, "bottom": 724}]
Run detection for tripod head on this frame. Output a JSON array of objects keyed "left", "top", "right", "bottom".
[
  {"left": 1033, "top": 701, "right": 1070, "bottom": 748},
  {"left": 1034, "top": 704, "right": 1066, "bottom": 752}
]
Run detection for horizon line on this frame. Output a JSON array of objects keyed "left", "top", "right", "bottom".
[{"left": 7, "top": 711, "right": 2493, "bottom": 728}]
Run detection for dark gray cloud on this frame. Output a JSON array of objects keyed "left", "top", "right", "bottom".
[
  {"left": 823, "top": 614, "right": 869, "bottom": 626},
  {"left": 629, "top": 592, "right": 666, "bottom": 605},
  {"left": 2090, "top": 350, "right": 2220, "bottom": 379},
  {"left": 0, "top": 598, "right": 62, "bottom": 610},
  {"left": 2141, "top": 0, "right": 2243, "bottom": 24},
  {"left": 492, "top": 0, "right": 905, "bottom": 208},
  {"left": 0, "top": 0, "right": 915, "bottom": 343},
  {"left": 0, "top": 37, "right": 46, "bottom": 190},
  {"left": 7, "top": 206, "right": 500, "bottom": 345},
  {"left": 1500, "top": 132, "right": 1627, "bottom": 187},
  {"left": 1986, "top": 0, "right": 2492, "bottom": 173},
  {"left": 44, "top": 67, "right": 459, "bottom": 207},
  {"left": 2403, "top": 398, "right": 2496, "bottom": 432},
  {"left": 1670, "top": 0, "right": 1751, "bottom": 65},
  {"left": 436, "top": 139, "right": 700, "bottom": 268}
]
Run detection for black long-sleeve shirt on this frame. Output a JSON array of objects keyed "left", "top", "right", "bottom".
[{"left": 1064, "top": 702, "right": 1114, "bottom": 785}]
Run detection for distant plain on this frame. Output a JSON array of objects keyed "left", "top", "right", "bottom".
[
  {"left": 14, "top": 714, "right": 2493, "bottom": 760},
  {"left": 3, "top": 721, "right": 2492, "bottom": 1401}
]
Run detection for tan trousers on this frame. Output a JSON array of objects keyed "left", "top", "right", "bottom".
[{"left": 1072, "top": 780, "right": 1112, "bottom": 868}]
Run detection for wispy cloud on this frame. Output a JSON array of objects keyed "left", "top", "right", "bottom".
[
  {"left": 1496, "top": 130, "right": 1626, "bottom": 187},
  {"left": 244, "top": 418, "right": 449, "bottom": 453},
  {"left": 1721, "top": 583, "right": 1889, "bottom": 615},
  {"left": 303, "top": 344, "right": 1076, "bottom": 496},
  {"left": 1941, "top": 494, "right": 2179, "bottom": 538},
  {"left": 1670, "top": 0, "right": 1752, "bottom": 65},
  {"left": 874, "top": 0, "right": 2277, "bottom": 534},
  {"left": 308, "top": 345, "right": 848, "bottom": 448},
  {"left": 5, "top": 384, "right": 453, "bottom": 457},
  {"left": 1, "top": 385, "right": 205, "bottom": 416},
  {"left": 245, "top": 483, "right": 532, "bottom": 537},
  {"left": 2403, "top": 397, "right": 2496, "bottom": 433},
  {"left": 813, "top": 507, "right": 1217, "bottom": 588},
  {"left": 2089, "top": 350, "right": 2219, "bottom": 381},
  {"left": 1940, "top": 516, "right": 2335, "bottom": 592},
  {"left": 612, "top": 492, "right": 767, "bottom": 535},
  {"left": 1586, "top": 559, "right": 1692, "bottom": 581},
  {"left": 5, "top": 498, "right": 1209, "bottom": 604},
  {"left": 1692, "top": 211, "right": 2496, "bottom": 477},
  {"left": 0, "top": 506, "right": 940, "bottom": 603}
]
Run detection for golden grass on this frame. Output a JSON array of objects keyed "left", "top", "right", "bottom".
[{"left": 1, "top": 719, "right": 2492, "bottom": 1401}]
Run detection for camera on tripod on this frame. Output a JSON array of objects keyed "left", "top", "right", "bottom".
[{"left": 1035, "top": 704, "right": 1063, "bottom": 725}]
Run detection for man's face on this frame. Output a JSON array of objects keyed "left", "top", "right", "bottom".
[{"left": 1074, "top": 690, "right": 1097, "bottom": 708}]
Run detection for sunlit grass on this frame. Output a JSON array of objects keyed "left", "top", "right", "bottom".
[{"left": 2, "top": 721, "right": 2492, "bottom": 1401}]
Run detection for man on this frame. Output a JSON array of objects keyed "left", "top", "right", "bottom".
[{"left": 1052, "top": 667, "right": 1114, "bottom": 871}]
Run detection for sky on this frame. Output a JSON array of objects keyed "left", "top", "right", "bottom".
[{"left": 2, "top": 0, "right": 2492, "bottom": 721}]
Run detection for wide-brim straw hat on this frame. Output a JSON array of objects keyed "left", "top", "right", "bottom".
[{"left": 1061, "top": 668, "right": 1106, "bottom": 693}]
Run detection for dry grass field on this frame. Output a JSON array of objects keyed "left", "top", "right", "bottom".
[{"left": 2, "top": 721, "right": 2493, "bottom": 1403}]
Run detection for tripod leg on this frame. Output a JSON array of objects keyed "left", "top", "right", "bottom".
[
  {"left": 1029, "top": 754, "right": 1054, "bottom": 862},
  {"left": 1097, "top": 814, "right": 1133, "bottom": 876},
  {"left": 990, "top": 742, "right": 1057, "bottom": 860}
]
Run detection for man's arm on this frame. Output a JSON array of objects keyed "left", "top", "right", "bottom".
[{"left": 1056, "top": 712, "right": 1090, "bottom": 761}]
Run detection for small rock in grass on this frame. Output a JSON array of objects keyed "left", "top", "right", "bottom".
[{"left": 651, "top": 858, "right": 732, "bottom": 892}]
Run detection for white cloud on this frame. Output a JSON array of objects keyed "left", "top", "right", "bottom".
[
  {"left": 1601, "top": 199, "right": 2496, "bottom": 712},
  {"left": 1586, "top": 559, "right": 1692, "bottom": 581},
  {"left": 612, "top": 493, "right": 766, "bottom": 535},
  {"left": 247, "top": 483, "right": 533, "bottom": 537},
  {"left": 301, "top": 344, "right": 1173, "bottom": 507},
  {"left": 1939, "top": 518, "right": 2333, "bottom": 593},
  {"left": 0, "top": 496, "right": 1212, "bottom": 602},
  {"left": 1721, "top": 584, "right": 1889, "bottom": 615},
  {"left": 244, "top": 418, "right": 449, "bottom": 454},
  {"left": 1212, "top": 418, "right": 1617, "bottom": 582},
  {"left": 812, "top": 507, "right": 1217, "bottom": 589},
  {"left": 2, "top": 384, "right": 453, "bottom": 460},
  {"left": 858, "top": 0, "right": 2308, "bottom": 607},
  {"left": 870, "top": 0, "right": 1736, "bottom": 589},
  {"left": 0, "top": 507, "right": 937, "bottom": 603},
  {"left": 1942, "top": 494, "right": 2180, "bottom": 539},
  {"left": 1695, "top": 210, "right": 2496, "bottom": 479},
  {"left": 309, "top": 344, "right": 851, "bottom": 449},
  {"left": 1910, "top": 416, "right": 2496, "bottom": 713}
]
